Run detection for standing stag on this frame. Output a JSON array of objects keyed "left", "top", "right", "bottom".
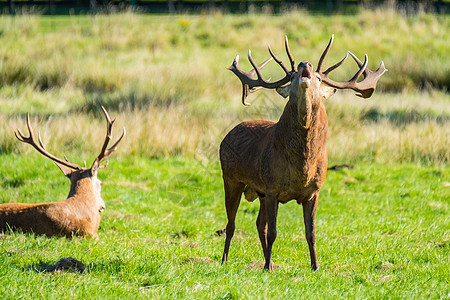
[
  {"left": 0, "top": 106, "right": 125, "bottom": 239},
  {"left": 220, "top": 35, "right": 386, "bottom": 270}
]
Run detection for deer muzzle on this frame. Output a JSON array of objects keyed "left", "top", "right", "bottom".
[{"left": 298, "top": 61, "right": 312, "bottom": 89}]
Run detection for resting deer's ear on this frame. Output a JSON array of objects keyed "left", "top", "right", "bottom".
[
  {"left": 54, "top": 162, "right": 74, "bottom": 178},
  {"left": 90, "top": 161, "right": 99, "bottom": 177},
  {"left": 276, "top": 84, "right": 291, "bottom": 98},
  {"left": 320, "top": 85, "right": 336, "bottom": 100}
]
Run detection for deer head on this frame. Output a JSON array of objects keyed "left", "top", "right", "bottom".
[
  {"left": 227, "top": 35, "right": 387, "bottom": 123},
  {"left": 14, "top": 106, "right": 126, "bottom": 212}
]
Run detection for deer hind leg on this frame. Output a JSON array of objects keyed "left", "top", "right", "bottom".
[
  {"left": 302, "top": 193, "right": 319, "bottom": 271},
  {"left": 221, "top": 179, "right": 244, "bottom": 265},
  {"left": 263, "top": 195, "right": 279, "bottom": 271},
  {"left": 256, "top": 197, "right": 272, "bottom": 269}
]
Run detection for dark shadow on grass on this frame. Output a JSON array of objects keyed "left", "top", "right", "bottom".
[{"left": 25, "top": 257, "right": 85, "bottom": 273}]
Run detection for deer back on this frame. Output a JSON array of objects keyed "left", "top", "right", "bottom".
[{"left": 0, "top": 169, "right": 104, "bottom": 238}]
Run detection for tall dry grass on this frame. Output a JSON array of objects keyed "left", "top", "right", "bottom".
[
  {"left": 4, "top": 90, "right": 448, "bottom": 165},
  {"left": 0, "top": 9, "right": 448, "bottom": 164}
]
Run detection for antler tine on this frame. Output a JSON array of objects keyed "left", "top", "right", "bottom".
[
  {"left": 349, "top": 53, "right": 387, "bottom": 98},
  {"left": 284, "top": 35, "right": 296, "bottom": 72},
  {"left": 101, "top": 126, "right": 126, "bottom": 162},
  {"left": 91, "top": 106, "right": 126, "bottom": 171},
  {"left": 347, "top": 53, "right": 369, "bottom": 83},
  {"left": 316, "top": 34, "right": 334, "bottom": 73},
  {"left": 15, "top": 113, "right": 82, "bottom": 170},
  {"left": 247, "top": 49, "right": 292, "bottom": 89},
  {"left": 14, "top": 128, "right": 26, "bottom": 143},
  {"left": 247, "top": 49, "right": 269, "bottom": 84},
  {"left": 92, "top": 127, "right": 126, "bottom": 170},
  {"left": 348, "top": 51, "right": 388, "bottom": 84},
  {"left": 37, "top": 132, "right": 47, "bottom": 150},
  {"left": 101, "top": 127, "right": 126, "bottom": 162},
  {"left": 98, "top": 160, "right": 109, "bottom": 170},
  {"left": 227, "top": 54, "right": 273, "bottom": 106},
  {"left": 96, "top": 105, "right": 114, "bottom": 163},
  {"left": 323, "top": 52, "right": 348, "bottom": 75},
  {"left": 268, "top": 44, "right": 290, "bottom": 74},
  {"left": 228, "top": 36, "right": 297, "bottom": 105},
  {"left": 317, "top": 35, "right": 387, "bottom": 99}
]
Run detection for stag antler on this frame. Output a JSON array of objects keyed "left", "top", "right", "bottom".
[
  {"left": 227, "top": 36, "right": 296, "bottom": 105},
  {"left": 316, "top": 34, "right": 387, "bottom": 98},
  {"left": 15, "top": 114, "right": 83, "bottom": 170},
  {"left": 91, "top": 106, "right": 126, "bottom": 173}
]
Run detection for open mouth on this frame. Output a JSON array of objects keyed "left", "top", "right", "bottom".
[
  {"left": 299, "top": 68, "right": 311, "bottom": 89},
  {"left": 300, "top": 68, "right": 311, "bottom": 79}
]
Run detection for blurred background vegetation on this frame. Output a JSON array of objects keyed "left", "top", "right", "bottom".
[
  {"left": 0, "top": 2, "right": 448, "bottom": 165},
  {"left": 1, "top": 0, "right": 449, "bottom": 15}
]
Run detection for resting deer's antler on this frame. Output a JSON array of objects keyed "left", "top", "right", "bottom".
[
  {"left": 91, "top": 106, "right": 126, "bottom": 173},
  {"left": 15, "top": 114, "right": 83, "bottom": 170},
  {"left": 227, "top": 36, "right": 296, "bottom": 105},
  {"left": 316, "top": 34, "right": 387, "bottom": 98}
]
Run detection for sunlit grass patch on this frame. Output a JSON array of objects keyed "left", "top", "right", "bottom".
[{"left": 0, "top": 155, "right": 448, "bottom": 298}]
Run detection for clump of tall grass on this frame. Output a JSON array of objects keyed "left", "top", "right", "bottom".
[{"left": 325, "top": 91, "right": 449, "bottom": 165}]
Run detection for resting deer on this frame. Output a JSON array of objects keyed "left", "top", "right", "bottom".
[
  {"left": 0, "top": 106, "right": 125, "bottom": 239},
  {"left": 220, "top": 35, "right": 386, "bottom": 270}
]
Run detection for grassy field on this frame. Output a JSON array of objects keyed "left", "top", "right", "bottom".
[
  {"left": 0, "top": 6, "right": 449, "bottom": 299},
  {"left": 0, "top": 155, "right": 448, "bottom": 298}
]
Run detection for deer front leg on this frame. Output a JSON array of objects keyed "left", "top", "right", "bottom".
[
  {"left": 256, "top": 197, "right": 269, "bottom": 264},
  {"left": 302, "top": 193, "right": 319, "bottom": 271},
  {"left": 264, "top": 195, "right": 279, "bottom": 271}
]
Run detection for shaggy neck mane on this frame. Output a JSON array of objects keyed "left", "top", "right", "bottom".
[{"left": 275, "top": 94, "right": 325, "bottom": 157}]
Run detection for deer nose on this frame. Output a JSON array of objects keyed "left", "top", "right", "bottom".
[{"left": 298, "top": 61, "right": 312, "bottom": 70}]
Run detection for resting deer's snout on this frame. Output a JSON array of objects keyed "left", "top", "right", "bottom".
[{"left": 297, "top": 61, "right": 313, "bottom": 89}]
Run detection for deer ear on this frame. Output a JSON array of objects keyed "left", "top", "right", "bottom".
[
  {"left": 276, "top": 84, "right": 291, "bottom": 98},
  {"left": 321, "top": 85, "right": 336, "bottom": 100},
  {"left": 54, "top": 162, "right": 73, "bottom": 178},
  {"left": 90, "top": 160, "right": 99, "bottom": 177}
]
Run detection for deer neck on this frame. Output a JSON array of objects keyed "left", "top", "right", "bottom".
[
  {"left": 277, "top": 92, "right": 319, "bottom": 136},
  {"left": 67, "top": 176, "right": 105, "bottom": 213},
  {"left": 275, "top": 91, "right": 326, "bottom": 159}
]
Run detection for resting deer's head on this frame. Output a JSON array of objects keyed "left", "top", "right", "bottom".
[
  {"left": 227, "top": 35, "right": 387, "bottom": 125},
  {"left": 15, "top": 106, "right": 125, "bottom": 212}
]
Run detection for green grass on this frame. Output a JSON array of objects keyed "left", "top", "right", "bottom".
[
  {"left": 0, "top": 155, "right": 448, "bottom": 298},
  {"left": 0, "top": 8, "right": 448, "bottom": 299}
]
